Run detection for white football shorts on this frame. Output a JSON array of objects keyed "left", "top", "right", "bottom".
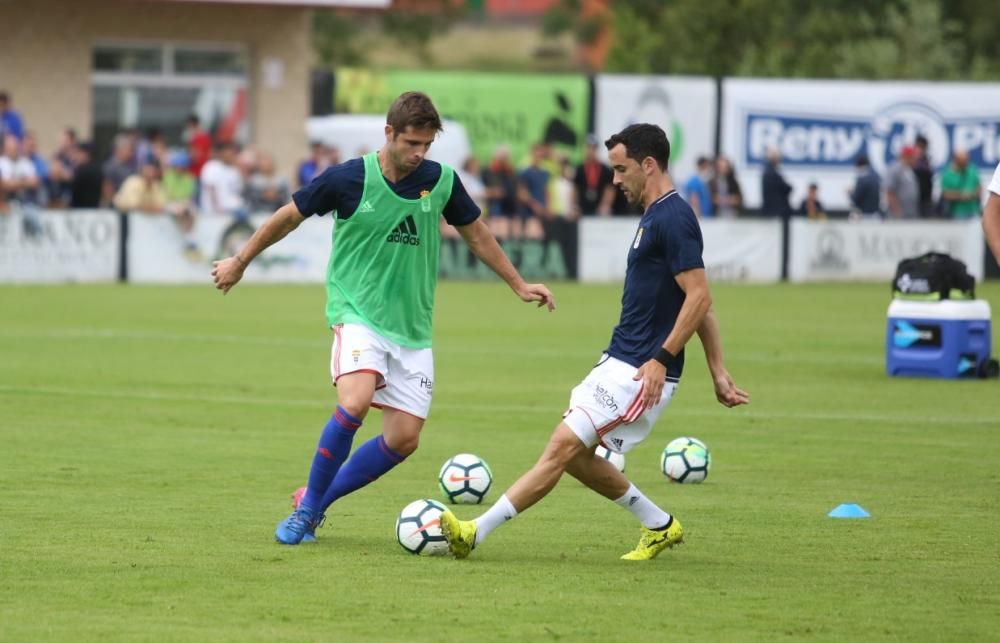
[
  {"left": 562, "top": 353, "right": 678, "bottom": 454},
  {"left": 330, "top": 323, "right": 434, "bottom": 419}
]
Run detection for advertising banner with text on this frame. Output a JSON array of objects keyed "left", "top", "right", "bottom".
[
  {"left": 722, "top": 79, "right": 1000, "bottom": 211},
  {"left": 334, "top": 68, "right": 589, "bottom": 165},
  {"left": 594, "top": 75, "right": 717, "bottom": 188},
  {"left": 578, "top": 218, "right": 782, "bottom": 283},
  {"left": 789, "top": 219, "right": 985, "bottom": 282},
  {"left": 128, "top": 213, "right": 577, "bottom": 284},
  {"left": 0, "top": 211, "right": 120, "bottom": 283},
  {"left": 128, "top": 213, "right": 335, "bottom": 284}
]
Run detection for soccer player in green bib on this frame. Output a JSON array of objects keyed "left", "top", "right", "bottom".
[{"left": 212, "top": 92, "right": 556, "bottom": 544}]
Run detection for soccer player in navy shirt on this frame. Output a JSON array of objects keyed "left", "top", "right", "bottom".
[{"left": 441, "top": 123, "right": 749, "bottom": 561}]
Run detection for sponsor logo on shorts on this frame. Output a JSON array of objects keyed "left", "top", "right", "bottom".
[
  {"left": 419, "top": 377, "right": 433, "bottom": 391},
  {"left": 593, "top": 383, "right": 619, "bottom": 412}
]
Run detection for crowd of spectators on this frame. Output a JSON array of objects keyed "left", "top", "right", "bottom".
[
  {"left": 0, "top": 90, "right": 335, "bottom": 255},
  {"left": 752, "top": 135, "right": 984, "bottom": 221}
]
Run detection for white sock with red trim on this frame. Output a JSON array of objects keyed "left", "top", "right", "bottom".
[
  {"left": 473, "top": 494, "right": 518, "bottom": 546},
  {"left": 613, "top": 484, "right": 671, "bottom": 529}
]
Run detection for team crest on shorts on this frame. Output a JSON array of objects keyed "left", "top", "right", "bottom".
[
  {"left": 351, "top": 349, "right": 361, "bottom": 364},
  {"left": 632, "top": 227, "right": 644, "bottom": 249}
]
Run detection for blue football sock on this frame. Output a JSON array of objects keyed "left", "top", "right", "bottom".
[
  {"left": 300, "top": 406, "right": 362, "bottom": 511},
  {"left": 320, "top": 434, "right": 406, "bottom": 511}
]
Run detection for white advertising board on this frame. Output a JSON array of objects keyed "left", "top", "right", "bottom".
[
  {"left": 0, "top": 211, "right": 120, "bottom": 283},
  {"left": 789, "top": 219, "right": 985, "bottom": 282},
  {"left": 127, "top": 213, "right": 334, "bottom": 283},
  {"left": 595, "top": 75, "right": 717, "bottom": 186},
  {"left": 722, "top": 78, "right": 1000, "bottom": 211},
  {"left": 579, "top": 218, "right": 782, "bottom": 283}
]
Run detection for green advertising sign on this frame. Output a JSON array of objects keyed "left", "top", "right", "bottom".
[{"left": 335, "top": 68, "right": 589, "bottom": 165}]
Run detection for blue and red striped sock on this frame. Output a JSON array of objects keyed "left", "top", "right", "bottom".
[
  {"left": 300, "top": 406, "right": 362, "bottom": 511},
  {"left": 319, "top": 434, "right": 405, "bottom": 512}
]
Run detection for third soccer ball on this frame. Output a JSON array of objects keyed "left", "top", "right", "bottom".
[
  {"left": 438, "top": 453, "right": 493, "bottom": 504},
  {"left": 595, "top": 445, "right": 626, "bottom": 472},
  {"left": 661, "top": 437, "right": 710, "bottom": 483}
]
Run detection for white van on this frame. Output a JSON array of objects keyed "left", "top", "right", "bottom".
[{"left": 305, "top": 115, "right": 472, "bottom": 170}]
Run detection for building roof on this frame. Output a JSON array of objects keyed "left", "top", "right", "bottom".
[{"left": 152, "top": 0, "right": 391, "bottom": 8}]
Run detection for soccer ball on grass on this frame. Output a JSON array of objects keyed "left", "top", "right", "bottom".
[
  {"left": 438, "top": 453, "right": 493, "bottom": 504},
  {"left": 395, "top": 498, "right": 449, "bottom": 556},
  {"left": 660, "top": 436, "right": 710, "bottom": 483}
]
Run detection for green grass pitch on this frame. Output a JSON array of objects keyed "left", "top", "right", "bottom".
[{"left": 1, "top": 281, "right": 998, "bottom": 641}]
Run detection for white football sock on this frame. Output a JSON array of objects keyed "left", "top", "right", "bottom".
[
  {"left": 613, "top": 483, "right": 671, "bottom": 529},
  {"left": 473, "top": 494, "right": 518, "bottom": 546}
]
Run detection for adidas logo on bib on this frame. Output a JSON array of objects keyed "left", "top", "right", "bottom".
[
  {"left": 358, "top": 200, "right": 375, "bottom": 213},
  {"left": 386, "top": 214, "right": 420, "bottom": 246}
]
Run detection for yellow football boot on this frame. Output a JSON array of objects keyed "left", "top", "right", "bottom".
[
  {"left": 620, "top": 518, "right": 684, "bottom": 561},
  {"left": 439, "top": 509, "right": 478, "bottom": 559}
]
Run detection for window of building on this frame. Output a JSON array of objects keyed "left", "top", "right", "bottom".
[{"left": 91, "top": 42, "right": 249, "bottom": 162}]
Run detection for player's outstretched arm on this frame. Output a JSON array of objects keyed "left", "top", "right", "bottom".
[
  {"left": 696, "top": 307, "right": 750, "bottom": 408},
  {"left": 456, "top": 218, "right": 556, "bottom": 311},
  {"left": 212, "top": 201, "right": 306, "bottom": 294}
]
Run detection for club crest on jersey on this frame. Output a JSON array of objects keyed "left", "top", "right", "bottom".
[
  {"left": 420, "top": 192, "right": 432, "bottom": 212},
  {"left": 632, "top": 227, "right": 644, "bottom": 249}
]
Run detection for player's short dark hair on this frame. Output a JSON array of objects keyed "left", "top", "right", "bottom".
[
  {"left": 605, "top": 123, "right": 670, "bottom": 171},
  {"left": 386, "top": 91, "right": 443, "bottom": 136}
]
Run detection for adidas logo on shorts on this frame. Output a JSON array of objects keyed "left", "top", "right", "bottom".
[{"left": 386, "top": 215, "right": 420, "bottom": 246}]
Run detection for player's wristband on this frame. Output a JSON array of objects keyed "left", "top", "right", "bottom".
[{"left": 654, "top": 348, "right": 675, "bottom": 368}]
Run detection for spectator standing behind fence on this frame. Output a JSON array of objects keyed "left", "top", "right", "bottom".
[
  {"left": 113, "top": 158, "right": 165, "bottom": 214},
  {"left": 849, "top": 154, "right": 881, "bottom": 218},
  {"left": 573, "top": 135, "right": 614, "bottom": 217},
  {"left": 162, "top": 151, "right": 200, "bottom": 258},
  {"left": 684, "top": 156, "right": 714, "bottom": 218},
  {"left": 886, "top": 145, "right": 920, "bottom": 219},
  {"left": 516, "top": 143, "right": 549, "bottom": 239},
  {"left": 984, "top": 162, "right": 1000, "bottom": 264},
  {"left": 199, "top": 142, "right": 247, "bottom": 220},
  {"left": 913, "top": 135, "right": 934, "bottom": 218},
  {"left": 0, "top": 136, "right": 43, "bottom": 235},
  {"left": 481, "top": 144, "right": 519, "bottom": 239},
  {"left": 939, "top": 150, "right": 980, "bottom": 219},
  {"left": 102, "top": 135, "right": 135, "bottom": 206},
  {"left": 297, "top": 141, "right": 335, "bottom": 188},
  {"left": 548, "top": 153, "right": 578, "bottom": 221},
  {"left": 70, "top": 143, "right": 103, "bottom": 209},
  {"left": 184, "top": 115, "right": 213, "bottom": 178},
  {"left": 49, "top": 128, "right": 77, "bottom": 208},
  {"left": 798, "top": 183, "right": 826, "bottom": 220},
  {"left": 761, "top": 149, "right": 792, "bottom": 217},
  {"left": 246, "top": 151, "right": 289, "bottom": 212},
  {"left": 22, "top": 132, "right": 49, "bottom": 207},
  {"left": 711, "top": 156, "right": 743, "bottom": 218},
  {"left": 0, "top": 92, "right": 25, "bottom": 142}
]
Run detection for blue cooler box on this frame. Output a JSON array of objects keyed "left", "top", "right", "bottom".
[{"left": 886, "top": 300, "right": 992, "bottom": 379}]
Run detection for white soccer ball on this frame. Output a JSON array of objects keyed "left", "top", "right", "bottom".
[
  {"left": 395, "top": 498, "right": 450, "bottom": 556},
  {"left": 661, "top": 436, "right": 711, "bottom": 483},
  {"left": 438, "top": 453, "right": 493, "bottom": 504},
  {"left": 595, "top": 445, "right": 626, "bottom": 472}
]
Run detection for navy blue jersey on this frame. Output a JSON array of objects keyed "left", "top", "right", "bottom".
[
  {"left": 605, "top": 190, "right": 705, "bottom": 380},
  {"left": 292, "top": 157, "right": 480, "bottom": 225}
]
